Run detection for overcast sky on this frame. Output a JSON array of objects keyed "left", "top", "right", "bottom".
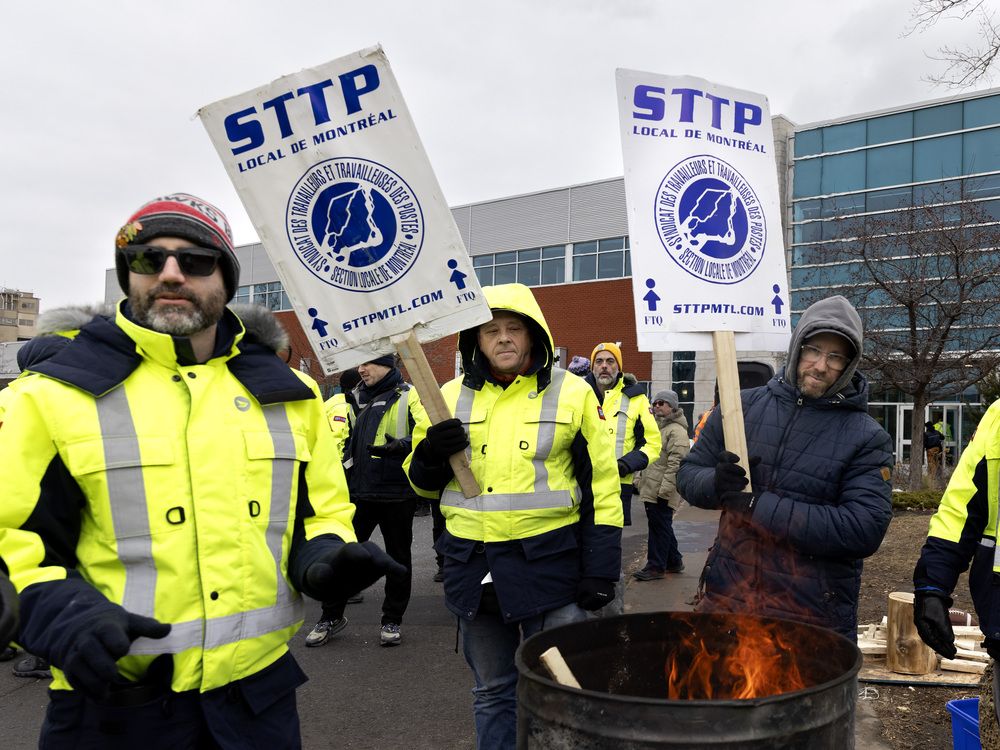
[{"left": 0, "top": 0, "right": 983, "bottom": 309}]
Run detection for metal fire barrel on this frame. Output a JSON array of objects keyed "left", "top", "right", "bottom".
[{"left": 516, "top": 611, "right": 862, "bottom": 749}]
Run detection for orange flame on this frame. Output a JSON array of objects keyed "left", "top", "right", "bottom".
[{"left": 666, "top": 617, "right": 808, "bottom": 700}]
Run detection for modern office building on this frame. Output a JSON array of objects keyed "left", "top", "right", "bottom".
[
  {"left": 101, "top": 88, "right": 1000, "bottom": 461},
  {"left": 0, "top": 289, "right": 39, "bottom": 343}
]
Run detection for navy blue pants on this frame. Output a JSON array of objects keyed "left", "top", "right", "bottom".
[
  {"left": 40, "top": 653, "right": 306, "bottom": 750},
  {"left": 643, "top": 502, "right": 683, "bottom": 571}
]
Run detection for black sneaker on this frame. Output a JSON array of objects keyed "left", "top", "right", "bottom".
[
  {"left": 304, "top": 617, "right": 347, "bottom": 648},
  {"left": 664, "top": 562, "right": 685, "bottom": 574},
  {"left": 0, "top": 646, "right": 16, "bottom": 662},
  {"left": 13, "top": 655, "right": 51, "bottom": 679},
  {"left": 432, "top": 568, "right": 444, "bottom": 583},
  {"left": 347, "top": 593, "right": 364, "bottom": 604},
  {"left": 632, "top": 567, "right": 665, "bottom": 581}
]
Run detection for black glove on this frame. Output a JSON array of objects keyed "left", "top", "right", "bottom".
[
  {"left": 576, "top": 577, "right": 615, "bottom": 611},
  {"left": 305, "top": 541, "right": 408, "bottom": 603},
  {"left": 617, "top": 459, "right": 629, "bottom": 477},
  {"left": 49, "top": 606, "right": 171, "bottom": 699},
  {"left": 913, "top": 590, "right": 957, "bottom": 659},
  {"left": 714, "top": 450, "right": 749, "bottom": 498},
  {"left": 368, "top": 434, "right": 410, "bottom": 458},
  {"left": 420, "top": 418, "right": 469, "bottom": 464},
  {"left": 722, "top": 491, "right": 758, "bottom": 516}
]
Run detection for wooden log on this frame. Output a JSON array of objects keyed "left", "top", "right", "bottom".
[
  {"left": 886, "top": 591, "right": 938, "bottom": 675},
  {"left": 712, "top": 331, "right": 752, "bottom": 493},
  {"left": 955, "top": 647, "right": 990, "bottom": 663},
  {"left": 858, "top": 640, "right": 887, "bottom": 656}
]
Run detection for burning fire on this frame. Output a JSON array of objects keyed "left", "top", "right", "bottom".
[{"left": 666, "top": 616, "right": 808, "bottom": 700}]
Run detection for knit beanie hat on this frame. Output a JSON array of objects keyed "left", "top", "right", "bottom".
[
  {"left": 653, "top": 390, "right": 680, "bottom": 409},
  {"left": 567, "top": 355, "right": 591, "bottom": 375},
  {"left": 591, "top": 342, "right": 623, "bottom": 371},
  {"left": 365, "top": 354, "right": 396, "bottom": 368},
  {"left": 115, "top": 193, "right": 240, "bottom": 301}
]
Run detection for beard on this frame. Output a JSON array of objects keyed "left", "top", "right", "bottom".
[
  {"left": 596, "top": 372, "right": 616, "bottom": 386},
  {"left": 798, "top": 369, "right": 834, "bottom": 398},
  {"left": 131, "top": 283, "right": 227, "bottom": 336}
]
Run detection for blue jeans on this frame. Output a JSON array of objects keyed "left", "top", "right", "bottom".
[
  {"left": 459, "top": 600, "right": 587, "bottom": 750},
  {"left": 644, "top": 502, "right": 682, "bottom": 571}
]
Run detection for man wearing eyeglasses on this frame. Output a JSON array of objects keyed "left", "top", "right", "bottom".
[
  {"left": 677, "top": 295, "right": 893, "bottom": 640},
  {"left": 0, "top": 193, "right": 403, "bottom": 748}
]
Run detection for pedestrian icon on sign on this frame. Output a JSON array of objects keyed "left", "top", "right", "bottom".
[
  {"left": 447, "top": 259, "right": 467, "bottom": 290},
  {"left": 308, "top": 307, "right": 329, "bottom": 338},
  {"left": 643, "top": 278, "right": 661, "bottom": 311},
  {"left": 771, "top": 284, "right": 784, "bottom": 315}
]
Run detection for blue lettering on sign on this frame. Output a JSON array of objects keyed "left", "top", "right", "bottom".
[
  {"left": 341, "top": 290, "right": 443, "bottom": 332},
  {"left": 224, "top": 64, "right": 381, "bottom": 155},
  {"left": 632, "top": 86, "right": 762, "bottom": 134}
]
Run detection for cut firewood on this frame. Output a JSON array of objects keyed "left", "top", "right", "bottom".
[
  {"left": 955, "top": 647, "right": 990, "bottom": 663},
  {"left": 940, "top": 658, "right": 987, "bottom": 674},
  {"left": 887, "top": 592, "right": 938, "bottom": 675},
  {"left": 859, "top": 640, "right": 887, "bottom": 656},
  {"left": 539, "top": 646, "right": 582, "bottom": 689},
  {"left": 954, "top": 625, "right": 985, "bottom": 637}
]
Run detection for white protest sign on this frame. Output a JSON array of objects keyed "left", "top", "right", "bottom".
[
  {"left": 616, "top": 70, "right": 791, "bottom": 352},
  {"left": 199, "top": 46, "right": 491, "bottom": 373}
]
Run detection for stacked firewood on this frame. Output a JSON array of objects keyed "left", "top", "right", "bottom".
[{"left": 857, "top": 615, "right": 988, "bottom": 674}]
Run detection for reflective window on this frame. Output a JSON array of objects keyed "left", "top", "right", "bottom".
[
  {"left": 494, "top": 263, "right": 516, "bottom": 285},
  {"left": 913, "top": 180, "right": 961, "bottom": 205},
  {"left": 867, "top": 186, "right": 912, "bottom": 211},
  {"left": 822, "top": 219, "right": 850, "bottom": 242},
  {"left": 792, "top": 245, "right": 827, "bottom": 265},
  {"left": 473, "top": 245, "right": 567, "bottom": 287},
  {"left": 821, "top": 193, "right": 866, "bottom": 218},
  {"left": 541, "top": 245, "right": 565, "bottom": 285},
  {"left": 793, "top": 222, "right": 822, "bottom": 244},
  {"left": 573, "top": 254, "right": 596, "bottom": 281},
  {"left": 822, "top": 151, "right": 866, "bottom": 194},
  {"left": 914, "top": 103, "right": 963, "bottom": 137},
  {"left": 823, "top": 121, "right": 866, "bottom": 152},
  {"left": 867, "top": 143, "right": 912, "bottom": 188},
  {"left": 793, "top": 199, "right": 821, "bottom": 222},
  {"left": 235, "top": 285, "right": 251, "bottom": 305},
  {"left": 964, "top": 127, "right": 1000, "bottom": 173},
  {"left": 964, "top": 95, "right": 1000, "bottom": 129},
  {"left": 795, "top": 129, "right": 823, "bottom": 158},
  {"left": 252, "top": 281, "right": 291, "bottom": 311},
  {"left": 965, "top": 173, "right": 1000, "bottom": 198},
  {"left": 571, "top": 236, "right": 630, "bottom": 281},
  {"left": 867, "top": 112, "right": 913, "bottom": 145},
  {"left": 793, "top": 158, "right": 822, "bottom": 198},
  {"left": 914, "top": 135, "right": 962, "bottom": 182},
  {"left": 474, "top": 267, "right": 494, "bottom": 286},
  {"left": 517, "top": 261, "right": 540, "bottom": 286}
]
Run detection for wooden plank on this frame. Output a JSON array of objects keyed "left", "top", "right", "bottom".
[
  {"left": 860, "top": 656, "right": 979, "bottom": 686},
  {"left": 940, "top": 658, "right": 987, "bottom": 674},
  {"left": 711, "top": 331, "right": 751, "bottom": 492},
  {"left": 859, "top": 640, "right": 887, "bottom": 656},
  {"left": 540, "top": 646, "right": 582, "bottom": 689},
  {"left": 955, "top": 647, "right": 990, "bottom": 663},
  {"left": 392, "top": 331, "right": 480, "bottom": 499}
]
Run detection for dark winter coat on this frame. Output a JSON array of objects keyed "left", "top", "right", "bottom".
[{"left": 677, "top": 296, "right": 894, "bottom": 639}]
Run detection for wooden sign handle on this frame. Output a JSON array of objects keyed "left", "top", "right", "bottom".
[
  {"left": 392, "top": 331, "right": 481, "bottom": 499},
  {"left": 712, "top": 330, "right": 753, "bottom": 494}
]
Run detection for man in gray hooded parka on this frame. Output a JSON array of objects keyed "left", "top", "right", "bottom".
[{"left": 677, "top": 295, "right": 894, "bottom": 639}]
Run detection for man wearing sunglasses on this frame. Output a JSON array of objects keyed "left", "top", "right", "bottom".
[
  {"left": 678, "top": 295, "right": 893, "bottom": 640},
  {"left": 0, "top": 193, "right": 403, "bottom": 748}
]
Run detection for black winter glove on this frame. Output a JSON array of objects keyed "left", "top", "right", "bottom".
[
  {"left": 576, "top": 577, "right": 615, "bottom": 611},
  {"left": 419, "top": 418, "right": 469, "bottom": 464},
  {"left": 48, "top": 606, "right": 171, "bottom": 699},
  {"left": 913, "top": 590, "right": 957, "bottom": 659},
  {"left": 305, "top": 541, "right": 408, "bottom": 603},
  {"left": 714, "top": 450, "right": 749, "bottom": 498},
  {"left": 368, "top": 434, "right": 410, "bottom": 459},
  {"left": 617, "top": 459, "right": 629, "bottom": 477}
]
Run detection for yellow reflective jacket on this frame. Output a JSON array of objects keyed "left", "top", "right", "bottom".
[
  {"left": 915, "top": 401, "right": 1000, "bottom": 640},
  {"left": 405, "top": 283, "right": 622, "bottom": 621},
  {"left": 0, "top": 303, "right": 356, "bottom": 693},
  {"left": 324, "top": 392, "right": 355, "bottom": 458},
  {"left": 586, "top": 373, "right": 661, "bottom": 484}
]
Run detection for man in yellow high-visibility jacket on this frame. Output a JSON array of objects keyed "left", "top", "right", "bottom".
[
  {"left": 404, "top": 283, "right": 623, "bottom": 750},
  {"left": 0, "top": 193, "right": 402, "bottom": 749}
]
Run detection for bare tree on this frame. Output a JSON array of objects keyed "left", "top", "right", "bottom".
[
  {"left": 798, "top": 190, "right": 1000, "bottom": 489},
  {"left": 910, "top": 0, "right": 1000, "bottom": 86}
]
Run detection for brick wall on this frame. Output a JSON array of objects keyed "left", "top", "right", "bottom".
[{"left": 272, "top": 278, "right": 649, "bottom": 388}]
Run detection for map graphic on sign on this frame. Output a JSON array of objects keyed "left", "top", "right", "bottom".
[
  {"left": 286, "top": 157, "right": 424, "bottom": 292},
  {"left": 655, "top": 155, "right": 764, "bottom": 285}
]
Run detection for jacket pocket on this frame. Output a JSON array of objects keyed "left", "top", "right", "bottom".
[
  {"left": 434, "top": 529, "right": 478, "bottom": 563},
  {"left": 243, "top": 429, "right": 311, "bottom": 521},
  {"left": 519, "top": 409, "right": 574, "bottom": 459}
]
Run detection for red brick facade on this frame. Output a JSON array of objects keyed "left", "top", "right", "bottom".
[{"left": 274, "top": 278, "right": 649, "bottom": 389}]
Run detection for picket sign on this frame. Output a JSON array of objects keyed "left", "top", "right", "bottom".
[
  {"left": 616, "top": 70, "right": 791, "bottom": 473},
  {"left": 198, "top": 46, "right": 488, "bottom": 498}
]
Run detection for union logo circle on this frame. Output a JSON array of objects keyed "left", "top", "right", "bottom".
[
  {"left": 285, "top": 157, "right": 424, "bottom": 292},
  {"left": 653, "top": 155, "right": 766, "bottom": 285}
]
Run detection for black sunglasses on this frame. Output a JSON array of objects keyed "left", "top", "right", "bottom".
[
  {"left": 653, "top": 401, "right": 667, "bottom": 406},
  {"left": 120, "top": 245, "right": 220, "bottom": 277}
]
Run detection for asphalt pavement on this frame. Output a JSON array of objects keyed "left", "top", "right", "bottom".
[{"left": 0, "top": 502, "right": 889, "bottom": 749}]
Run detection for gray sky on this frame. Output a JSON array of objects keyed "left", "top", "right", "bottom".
[{"left": 0, "top": 0, "right": 979, "bottom": 309}]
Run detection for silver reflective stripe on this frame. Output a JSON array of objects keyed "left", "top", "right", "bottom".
[
  {"left": 96, "top": 387, "right": 156, "bottom": 618},
  {"left": 615, "top": 394, "right": 631, "bottom": 459},
  {"left": 454, "top": 385, "right": 476, "bottom": 462},
  {"left": 441, "top": 488, "right": 574, "bottom": 512},
  {"left": 441, "top": 371, "right": 575, "bottom": 513},
  {"left": 130, "top": 599, "right": 303, "bottom": 655},
  {"left": 262, "top": 406, "right": 297, "bottom": 610},
  {"left": 396, "top": 388, "right": 409, "bottom": 437}
]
